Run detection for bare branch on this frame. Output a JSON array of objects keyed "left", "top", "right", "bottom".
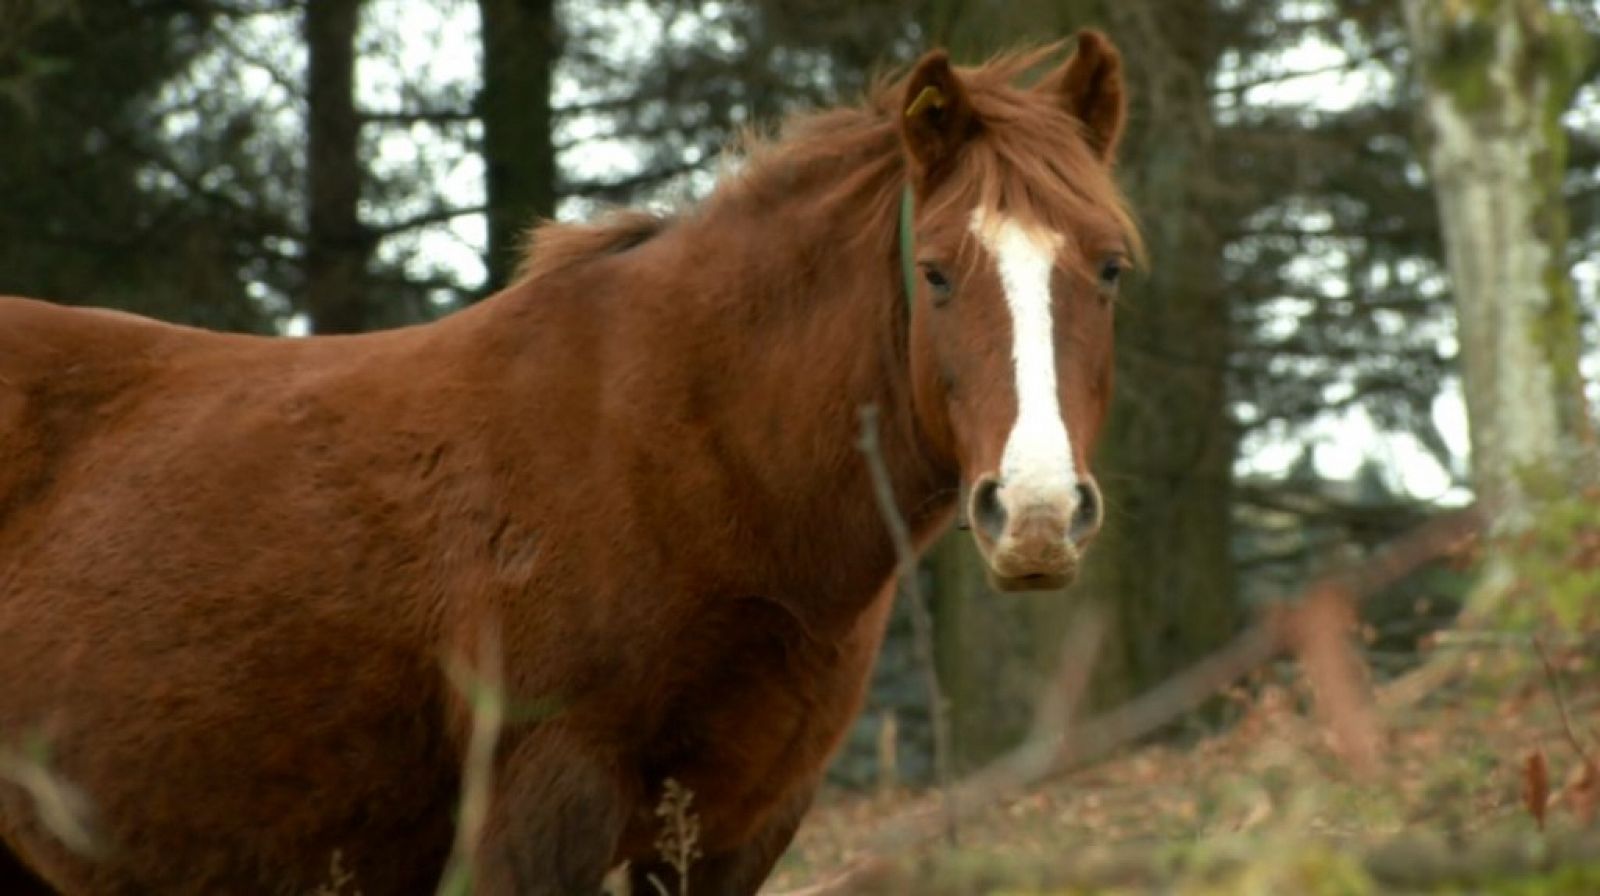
[
  {"left": 560, "top": 156, "right": 711, "bottom": 202},
  {"left": 1533, "top": 636, "right": 1595, "bottom": 769},
  {"left": 854, "top": 404, "right": 954, "bottom": 844},
  {"left": 367, "top": 205, "right": 488, "bottom": 238},
  {"left": 1210, "top": 38, "right": 1406, "bottom": 101},
  {"left": 361, "top": 108, "right": 476, "bottom": 125}
]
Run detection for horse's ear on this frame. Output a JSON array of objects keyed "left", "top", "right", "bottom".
[
  {"left": 1045, "top": 29, "right": 1126, "bottom": 162},
  {"left": 900, "top": 50, "right": 979, "bottom": 192}
]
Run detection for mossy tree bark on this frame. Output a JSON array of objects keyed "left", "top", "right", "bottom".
[{"left": 1401, "top": 0, "right": 1593, "bottom": 627}]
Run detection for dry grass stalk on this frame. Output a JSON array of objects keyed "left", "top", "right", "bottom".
[
  {"left": 435, "top": 628, "right": 507, "bottom": 896},
  {"left": 0, "top": 739, "right": 99, "bottom": 858},
  {"left": 647, "top": 778, "right": 702, "bottom": 896},
  {"left": 311, "top": 849, "right": 363, "bottom": 896},
  {"left": 876, "top": 710, "right": 898, "bottom": 797}
]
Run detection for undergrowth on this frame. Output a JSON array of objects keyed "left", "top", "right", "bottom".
[{"left": 771, "top": 645, "right": 1600, "bottom": 895}]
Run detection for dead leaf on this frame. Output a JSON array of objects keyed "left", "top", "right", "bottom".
[
  {"left": 1522, "top": 749, "right": 1549, "bottom": 830},
  {"left": 1286, "top": 583, "right": 1384, "bottom": 773}
]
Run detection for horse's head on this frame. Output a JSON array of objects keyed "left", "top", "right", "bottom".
[{"left": 899, "top": 32, "right": 1137, "bottom": 592}]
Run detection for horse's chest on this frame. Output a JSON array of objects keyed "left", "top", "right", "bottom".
[{"left": 634, "top": 616, "right": 860, "bottom": 848}]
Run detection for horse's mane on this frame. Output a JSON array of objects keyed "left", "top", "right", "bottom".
[
  {"left": 513, "top": 42, "right": 1141, "bottom": 286},
  {"left": 514, "top": 209, "right": 667, "bottom": 284}
]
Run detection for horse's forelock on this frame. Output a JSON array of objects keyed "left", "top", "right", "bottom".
[
  {"left": 926, "top": 56, "right": 1144, "bottom": 268},
  {"left": 741, "top": 42, "right": 1143, "bottom": 267}
]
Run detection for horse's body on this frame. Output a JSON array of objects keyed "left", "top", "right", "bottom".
[
  {"left": 0, "top": 226, "right": 920, "bottom": 892},
  {"left": 1, "top": 33, "right": 1136, "bottom": 894}
]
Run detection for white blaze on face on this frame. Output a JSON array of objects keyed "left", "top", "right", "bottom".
[{"left": 970, "top": 208, "right": 1077, "bottom": 506}]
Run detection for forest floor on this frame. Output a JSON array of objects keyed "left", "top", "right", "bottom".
[{"left": 765, "top": 645, "right": 1600, "bottom": 895}]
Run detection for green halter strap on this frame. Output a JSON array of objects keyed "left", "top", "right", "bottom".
[{"left": 898, "top": 184, "right": 918, "bottom": 316}]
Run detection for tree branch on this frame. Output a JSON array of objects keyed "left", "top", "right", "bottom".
[
  {"left": 855, "top": 405, "right": 954, "bottom": 844},
  {"left": 360, "top": 107, "right": 476, "bottom": 125},
  {"left": 366, "top": 205, "right": 488, "bottom": 238},
  {"left": 559, "top": 156, "right": 711, "bottom": 202}
]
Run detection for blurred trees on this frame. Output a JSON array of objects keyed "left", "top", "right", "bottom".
[
  {"left": 0, "top": 2, "right": 278, "bottom": 329},
  {"left": 0, "top": 0, "right": 488, "bottom": 332}
]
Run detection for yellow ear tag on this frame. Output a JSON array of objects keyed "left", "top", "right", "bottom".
[{"left": 905, "top": 85, "right": 947, "bottom": 119}]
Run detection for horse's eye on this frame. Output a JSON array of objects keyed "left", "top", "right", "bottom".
[
  {"left": 922, "top": 264, "right": 953, "bottom": 303},
  {"left": 1098, "top": 257, "right": 1124, "bottom": 290}
]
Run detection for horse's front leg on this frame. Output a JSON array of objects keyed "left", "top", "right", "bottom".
[
  {"left": 473, "top": 730, "right": 630, "bottom": 896},
  {"left": 626, "top": 778, "right": 817, "bottom": 896}
]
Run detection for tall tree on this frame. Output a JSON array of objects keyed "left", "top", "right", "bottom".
[
  {"left": 304, "top": 0, "right": 371, "bottom": 333},
  {"left": 479, "top": 0, "right": 558, "bottom": 289},
  {"left": 1076, "top": 0, "right": 1241, "bottom": 704},
  {"left": 0, "top": 3, "right": 276, "bottom": 331},
  {"left": 1401, "top": 0, "right": 1593, "bottom": 622}
]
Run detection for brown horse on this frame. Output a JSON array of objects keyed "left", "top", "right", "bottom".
[{"left": 0, "top": 31, "right": 1138, "bottom": 895}]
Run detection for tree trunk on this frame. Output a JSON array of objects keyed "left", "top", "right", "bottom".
[
  {"left": 1401, "top": 0, "right": 1591, "bottom": 623},
  {"left": 478, "top": 0, "right": 558, "bottom": 291},
  {"left": 1074, "top": 0, "right": 1238, "bottom": 706},
  {"left": 303, "top": 0, "right": 371, "bottom": 334}
]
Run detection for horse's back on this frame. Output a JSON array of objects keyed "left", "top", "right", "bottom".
[
  {"left": 0, "top": 296, "right": 238, "bottom": 523},
  {"left": 0, "top": 295, "right": 195, "bottom": 374},
  {"left": 0, "top": 295, "right": 435, "bottom": 585},
  {"left": 2, "top": 298, "right": 172, "bottom": 517}
]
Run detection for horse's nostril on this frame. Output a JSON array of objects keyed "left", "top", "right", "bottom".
[
  {"left": 971, "top": 478, "right": 1007, "bottom": 542},
  {"left": 1070, "top": 480, "right": 1102, "bottom": 543}
]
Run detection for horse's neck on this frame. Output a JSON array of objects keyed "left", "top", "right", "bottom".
[
  {"left": 650, "top": 197, "right": 954, "bottom": 614},
  {"left": 450, "top": 183, "right": 957, "bottom": 625}
]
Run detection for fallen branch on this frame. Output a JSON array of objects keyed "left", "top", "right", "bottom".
[{"left": 1364, "top": 826, "right": 1600, "bottom": 889}]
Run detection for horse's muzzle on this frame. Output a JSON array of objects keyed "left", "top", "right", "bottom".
[{"left": 967, "top": 474, "right": 1103, "bottom": 592}]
